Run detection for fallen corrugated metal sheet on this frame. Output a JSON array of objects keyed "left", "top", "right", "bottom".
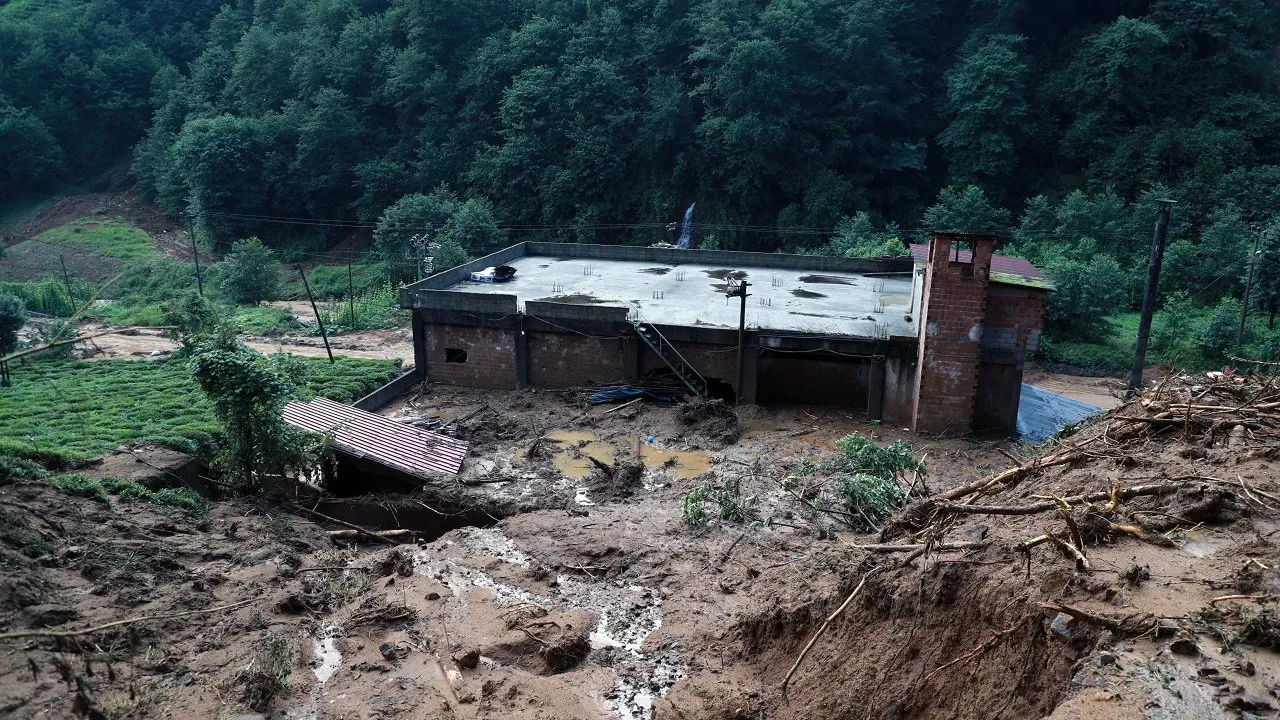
[
  {"left": 283, "top": 396, "right": 467, "bottom": 477},
  {"left": 1017, "top": 384, "right": 1102, "bottom": 445}
]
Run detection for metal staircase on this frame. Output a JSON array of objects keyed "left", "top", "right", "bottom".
[{"left": 633, "top": 322, "right": 708, "bottom": 398}]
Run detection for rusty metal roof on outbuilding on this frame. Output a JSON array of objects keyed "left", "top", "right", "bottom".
[
  {"left": 283, "top": 397, "right": 468, "bottom": 477},
  {"left": 909, "top": 243, "right": 1053, "bottom": 290}
]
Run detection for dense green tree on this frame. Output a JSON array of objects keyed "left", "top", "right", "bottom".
[
  {"left": 825, "top": 213, "right": 905, "bottom": 258},
  {"left": 0, "top": 292, "right": 27, "bottom": 355},
  {"left": 921, "top": 185, "right": 1012, "bottom": 235},
  {"left": 1042, "top": 249, "right": 1128, "bottom": 340},
  {"left": 190, "top": 329, "right": 320, "bottom": 487},
  {"left": 0, "top": 97, "right": 64, "bottom": 194},
  {"left": 373, "top": 188, "right": 460, "bottom": 278},
  {"left": 217, "top": 237, "right": 281, "bottom": 305},
  {"left": 938, "top": 35, "right": 1028, "bottom": 186}
]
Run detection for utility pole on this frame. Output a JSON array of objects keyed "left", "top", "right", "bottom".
[
  {"left": 1237, "top": 228, "right": 1264, "bottom": 351},
  {"left": 1128, "top": 199, "right": 1176, "bottom": 395},
  {"left": 188, "top": 216, "right": 204, "bottom": 297},
  {"left": 725, "top": 277, "right": 750, "bottom": 405},
  {"left": 347, "top": 261, "right": 356, "bottom": 330},
  {"left": 298, "top": 265, "right": 334, "bottom": 363},
  {"left": 58, "top": 255, "right": 75, "bottom": 313}
]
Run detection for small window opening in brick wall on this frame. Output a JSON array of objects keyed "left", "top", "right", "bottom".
[
  {"left": 950, "top": 239, "right": 975, "bottom": 278},
  {"left": 445, "top": 348, "right": 468, "bottom": 363}
]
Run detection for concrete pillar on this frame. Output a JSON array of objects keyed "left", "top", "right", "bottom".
[
  {"left": 740, "top": 344, "right": 759, "bottom": 404},
  {"left": 514, "top": 314, "right": 530, "bottom": 388},
  {"left": 911, "top": 234, "right": 994, "bottom": 435},
  {"left": 622, "top": 336, "right": 639, "bottom": 383},
  {"left": 412, "top": 310, "right": 428, "bottom": 380},
  {"left": 867, "top": 357, "right": 885, "bottom": 422}
]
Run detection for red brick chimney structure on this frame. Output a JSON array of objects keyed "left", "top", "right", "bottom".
[{"left": 912, "top": 234, "right": 995, "bottom": 434}]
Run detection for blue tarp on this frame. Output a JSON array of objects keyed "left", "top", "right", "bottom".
[
  {"left": 1017, "top": 384, "right": 1102, "bottom": 444},
  {"left": 587, "top": 387, "right": 676, "bottom": 405}
]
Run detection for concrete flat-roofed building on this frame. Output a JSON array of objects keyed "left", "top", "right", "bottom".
[{"left": 400, "top": 234, "right": 1051, "bottom": 435}]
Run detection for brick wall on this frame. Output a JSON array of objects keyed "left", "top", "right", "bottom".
[
  {"left": 423, "top": 324, "right": 517, "bottom": 389},
  {"left": 528, "top": 332, "right": 628, "bottom": 388},
  {"left": 912, "top": 234, "right": 994, "bottom": 434},
  {"left": 639, "top": 340, "right": 738, "bottom": 382},
  {"left": 983, "top": 286, "right": 1044, "bottom": 354}
]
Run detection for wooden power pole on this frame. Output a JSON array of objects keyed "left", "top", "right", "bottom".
[
  {"left": 1237, "top": 229, "right": 1263, "bottom": 351},
  {"left": 298, "top": 265, "right": 334, "bottom": 363},
  {"left": 1128, "top": 199, "right": 1176, "bottom": 395}
]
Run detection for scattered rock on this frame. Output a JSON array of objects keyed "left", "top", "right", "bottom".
[
  {"left": 379, "top": 643, "right": 399, "bottom": 661},
  {"left": 1170, "top": 638, "right": 1200, "bottom": 656},
  {"left": 1049, "top": 613, "right": 1077, "bottom": 641},
  {"left": 1098, "top": 652, "right": 1116, "bottom": 666},
  {"left": 426, "top": 591, "right": 441, "bottom": 601},
  {"left": 1227, "top": 694, "right": 1274, "bottom": 711}
]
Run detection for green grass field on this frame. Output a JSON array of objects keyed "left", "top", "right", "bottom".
[
  {"left": 35, "top": 220, "right": 155, "bottom": 260},
  {"left": 0, "top": 357, "right": 401, "bottom": 460}
]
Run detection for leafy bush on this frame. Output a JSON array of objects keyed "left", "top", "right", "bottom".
[
  {"left": 51, "top": 473, "right": 110, "bottom": 502},
  {"left": 683, "top": 475, "right": 758, "bottom": 526},
  {"left": 319, "top": 283, "right": 404, "bottom": 332},
  {"left": 824, "top": 212, "right": 906, "bottom": 258},
  {"left": 0, "top": 279, "right": 77, "bottom": 316},
  {"left": 1198, "top": 297, "right": 1247, "bottom": 364},
  {"left": 99, "top": 476, "right": 208, "bottom": 515},
  {"left": 783, "top": 433, "right": 925, "bottom": 532},
  {"left": 834, "top": 473, "right": 906, "bottom": 531},
  {"left": 0, "top": 455, "right": 50, "bottom": 485},
  {"left": 190, "top": 331, "right": 324, "bottom": 487},
  {"left": 0, "top": 291, "right": 26, "bottom": 354},
  {"left": 217, "top": 237, "right": 282, "bottom": 305},
  {"left": 1042, "top": 250, "right": 1128, "bottom": 341},
  {"left": 831, "top": 434, "right": 926, "bottom": 478},
  {"left": 304, "top": 262, "right": 385, "bottom": 299}
]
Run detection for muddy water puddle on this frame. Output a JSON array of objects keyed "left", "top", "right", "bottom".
[{"left": 534, "top": 429, "right": 712, "bottom": 481}]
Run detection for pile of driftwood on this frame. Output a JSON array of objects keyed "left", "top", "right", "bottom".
[{"left": 871, "top": 370, "right": 1280, "bottom": 572}]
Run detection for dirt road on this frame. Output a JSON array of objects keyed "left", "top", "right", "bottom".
[{"left": 68, "top": 322, "right": 414, "bottom": 363}]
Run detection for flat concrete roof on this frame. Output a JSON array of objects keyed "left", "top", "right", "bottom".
[{"left": 443, "top": 255, "right": 920, "bottom": 339}]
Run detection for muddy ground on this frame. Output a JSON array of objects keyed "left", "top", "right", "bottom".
[
  {"left": 34, "top": 321, "right": 415, "bottom": 364},
  {"left": 3, "top": 376, "right": 1280, "bottom": 720}
]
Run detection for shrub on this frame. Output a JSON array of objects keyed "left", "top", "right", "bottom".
[
  {"left": 190, "top": 330, "right": 324, "bottom": 487},
  {"left": 1198, "top": 297, "right": 1247, "bottom": 364},
  {"left": 236, "top": 632, "right": 293, "bottom": 711},
  {"left": 319, "top": 282, "right": 403, "bottom": 332},
  {"left": 0, "top": 279, "right": 76, "bottom": 316},
  {"left": 831, "top": 434, "right": 926, "bottom": 478},
  {"left": 683, "top": 476, "right": 757, "bottom": 525},
  {"left": 51, "top": 473, "right": 109, "bottom": 502},
  {"left": 0, "top": 455, "right": 49, "bottom": 485},
  {"left": 1042, "top": 252, "right": 1128, "bottom": 341},
  {"left": 232, "top": 305, "right": 301, "bottom": 335},
  {"left": 0, "top": 291, "right": 26, "bottom": 354},
  {"left": 304, "top": 262, "right": 385, "bottom": 299},
  {"left": 217, "top": 237, "right": 282, "bottom": 305},
  {"left": 834, "top": 473, "right": 906, "bottom": 531}
]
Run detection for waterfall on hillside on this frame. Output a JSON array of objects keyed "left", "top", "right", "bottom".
[{"left": 676, "top": 202, "right": 695, "bottom": 249}]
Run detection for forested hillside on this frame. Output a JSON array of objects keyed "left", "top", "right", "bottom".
[{"left": 5, "top": 0, "right": 1280, "bottom": 354}]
